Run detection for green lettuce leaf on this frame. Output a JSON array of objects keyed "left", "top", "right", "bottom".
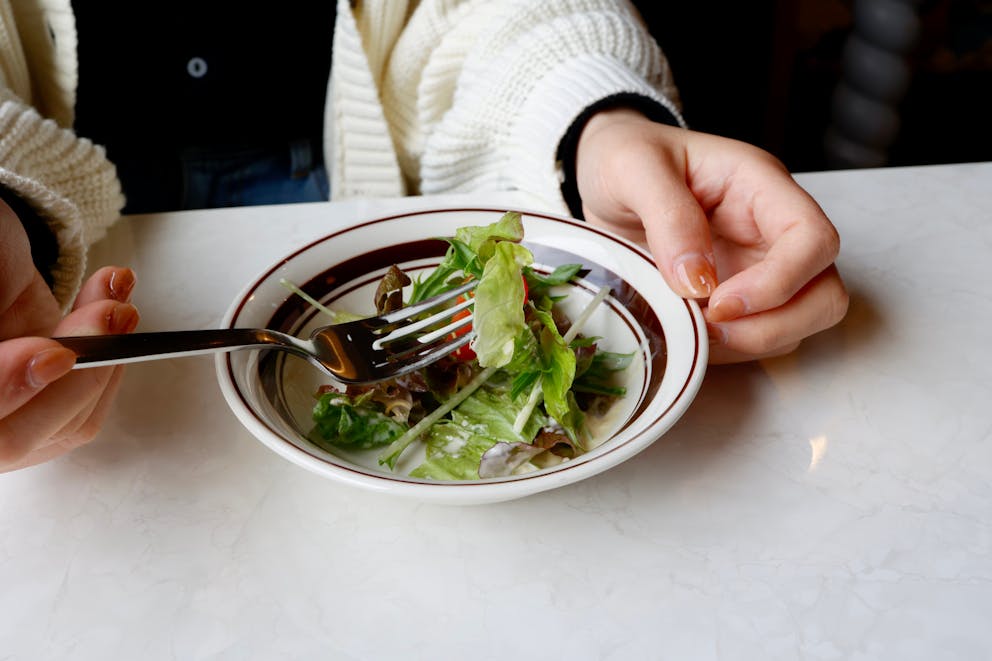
[
  {"left": 310, "top": 392, "right": 407, "bottom": 450},
  {"left": 409, "top": 212, "right": 525, "bottom": 303},
  {"left": 455, "top": 211, "right": 524, "bottom": 259},
  {"left": 407, "top": 422, "right": 492, "bottom": 481},
  {"left": 573, "top": 349, "right": 634, "bottom": 396},
  {"left": 532, "top": 309, "right": 576, "bottom": 425},
  {"left": 410, "top": 386, "right": 546, "bottom": 480},
  {"left": 523, "top": 263, "right": 582, "bottom": 302},
  {"left": 471, "top": 241, "right": 533, "bottom": 368}
]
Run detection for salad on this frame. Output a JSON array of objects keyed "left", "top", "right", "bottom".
[{"left": 296, "top": 212, "right": 633, "bottom": 480}]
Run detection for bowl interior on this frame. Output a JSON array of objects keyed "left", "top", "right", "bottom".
[{"left": 218, "top": 209, "right": 706, "bottom": 500}]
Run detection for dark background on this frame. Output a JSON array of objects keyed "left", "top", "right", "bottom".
[{"left": 632, "top": 0, "right": 991, "bottom": 172}]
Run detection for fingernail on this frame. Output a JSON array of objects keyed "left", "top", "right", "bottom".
[
  {"left": 26, "top": 348, "right": 76, "bottom": 388},
  {"left": 109, "top": 303, "right": 140, "bottom": 333},
  {"left": 708, "top": 295, "right": 747, "bottom": 322},
  {"left": 674, "top": 253, "right": 717, "bottom": 298},
  {"left": 108, "top": 268, "right": 136, "bottom": 302},
  {"left": 706, "top": 323, "right": 727, "bottom": 346}
]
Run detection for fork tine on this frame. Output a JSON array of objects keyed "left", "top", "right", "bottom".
[
  {"left": 373, "top": 303, "right": 472, "bottom": 350},
  {"left": 374, "top": 279, "right": 476, "bottom": 325},
  {"left": 313, "top": 279, "right": 478, "bottom": 384},
  {"left": 380, "top": 331, "right": 475, "bottom": 374},
  {"left": 375, "top": 316, "right": 472, "bottom": 362}
]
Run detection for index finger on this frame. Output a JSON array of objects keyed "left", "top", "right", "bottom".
[{"left": 708, "top": 165, "right": 841, "bottom": 321}]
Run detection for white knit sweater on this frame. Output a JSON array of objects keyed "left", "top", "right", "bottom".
[{"left": 0, "top": 0, "right": 682, "bottom": 308}]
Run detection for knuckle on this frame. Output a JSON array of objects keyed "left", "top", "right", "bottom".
[
  {"left": 738, "top": 324, "right": 786, "bottom": 356},
  {"left": 818, "top": 223, "right": 842, "bottom": 263},
  {"left": 800, "top": 222, "right": 841, "bottom": 274},
  {"left": 824, "top": 279, "right": 851, "bottom": 328},
  {"left": 0, "top": 435, "right": 30, "bottom": 466},
  {"left": 47, "top": 412, "right": 100, "bottom": 454},
  {"left": 755, "top": 147, "right": 787, "bottom": 171},
  {"left": 735, "top": 140, "right": 788, "bottom": 173},
  {"left": 50, "top": 427, "right": 98, "bottom": 454},
  {"left": 771, "top": 340, "right": 802, "bottom": 358},
  {"left": 826, "top": 224, "right": 842, "bottom": 258}
]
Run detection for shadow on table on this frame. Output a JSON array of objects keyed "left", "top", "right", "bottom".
[
  {"left": 50, "top": 285, "right": 887, "bottom": 511},
  {"left": 534, "top": 284, "right": 887, "bottom": 503}
]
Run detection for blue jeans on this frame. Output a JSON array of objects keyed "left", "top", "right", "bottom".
[{"left": 180, "top": 139, "right": 329, "bottom": 209}]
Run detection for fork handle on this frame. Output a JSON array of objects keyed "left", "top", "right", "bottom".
[{"left": 54, "top": 329, "right": 284, "bottom": 368}]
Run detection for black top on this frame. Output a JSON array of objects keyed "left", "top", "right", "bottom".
[
  {"left": 72, "top": 2, "right": 335, "bottom": 210},
  {"left": 10, "top": 4, "right": 681, "bottom": 279}
]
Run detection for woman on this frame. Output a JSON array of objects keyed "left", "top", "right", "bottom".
[{"left": 0, "top": 0, "right": 848, "bottom": 471}]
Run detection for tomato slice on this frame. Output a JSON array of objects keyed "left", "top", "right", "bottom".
[{"left": 450, "top": 307, "right": 476, "bottom": 361}]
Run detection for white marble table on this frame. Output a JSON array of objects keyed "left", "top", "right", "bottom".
[{"left": 2, "top": 163, "right": 990, "bottom": 660}]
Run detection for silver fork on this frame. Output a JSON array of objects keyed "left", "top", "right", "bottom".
[{"left": 54, "top": 280, "right": 476, "bottom": 385}]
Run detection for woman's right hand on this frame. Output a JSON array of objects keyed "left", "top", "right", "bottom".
[
  {"left": 1, "top": 198, "right": 138, "bottom": 472},
  {"left": 574, "top": 110, "right": 848, "bottom": 363}
]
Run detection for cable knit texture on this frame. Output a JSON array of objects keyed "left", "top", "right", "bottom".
[
  {"left": 327, "top": 0, "right": 683, "bottom": 204},
  {"left": 1, "top": 0, "right": 122, "bottom": 310},
  {"left": 2, "top": 0, "right": 680, "bottom": 308}
]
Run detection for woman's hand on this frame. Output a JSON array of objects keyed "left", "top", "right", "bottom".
[
  {"left": 0, "top": 198, "right": 138, "bottom": 472},
  {"left": 575, "top": 108, "right": 849, "bottom": 363}
]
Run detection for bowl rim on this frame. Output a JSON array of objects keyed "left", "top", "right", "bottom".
[{"left": 215, "top": 206, "right": 707, "bottom": 503}]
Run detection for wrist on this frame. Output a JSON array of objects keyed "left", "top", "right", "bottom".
[
  {"left": 0, "top": 186, "right": 59, "bottom": 289},
  {"left": 576, "top": 107, "right": 653, "bottom": 174},
  {"left": 580, "top": 106, "right": 651, "bottom": 139},
  {"left": 558, "top": 96, "right": 682, "bottom": 219}
]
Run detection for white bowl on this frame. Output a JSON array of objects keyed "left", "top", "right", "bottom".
[{"left": 216, "top": 207, "right": 707, "bottom": 505}]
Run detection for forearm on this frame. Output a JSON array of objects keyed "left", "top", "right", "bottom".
[{"left": 383, "top": 0, "right": 685, "bottom": 210}]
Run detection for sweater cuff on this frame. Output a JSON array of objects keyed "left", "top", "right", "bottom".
[
  {"left": 507, "top": 53, "right": 685, "bottom": 216},
  {"left": 0, "top": 95, "right": 125, "bottom": 311},
  {"left": 556, "top": 93, "right": 682, "bottom": 220},
  {"left": 0, "top": 168, "right": 88, "bottom": 312},
  {"left": 0, "top": 184, "right": 59, "bottom": 289}
]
